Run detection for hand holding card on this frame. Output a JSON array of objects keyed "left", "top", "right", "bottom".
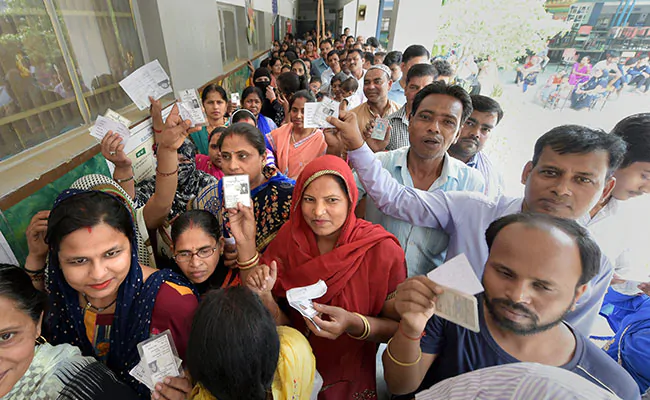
[
  {"left": 222, "top": 175, "right": 251, "bottom": 209},
  {"left": 132, "top": 330, "right": 182, "bottom": 389}
]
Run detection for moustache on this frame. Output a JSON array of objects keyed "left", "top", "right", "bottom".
[
  {"left": 460, "top": 137, "right": 480, "bottom": 147},
  {"left": 491, "top": 298, "right": 538, "bottom": 321}
]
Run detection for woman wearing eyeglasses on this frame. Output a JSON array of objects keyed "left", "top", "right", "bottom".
[{"left": 170, "top": 210, "right": 240, "bottom": 294}]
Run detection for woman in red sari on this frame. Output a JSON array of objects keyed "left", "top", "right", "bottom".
[{"left": 228, "top": 155, "right": 406, "bottom": 399}]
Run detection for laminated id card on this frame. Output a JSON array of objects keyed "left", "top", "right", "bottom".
[{"left": 222, "top": 175, "right": 251, "bottom": 209}]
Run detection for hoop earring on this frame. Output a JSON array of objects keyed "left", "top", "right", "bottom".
[{"left": 35, "top": 336, "right": 47, "bottom": 345}]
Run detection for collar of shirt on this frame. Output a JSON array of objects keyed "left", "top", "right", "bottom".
[
  {"left": 388, "top": 105, "right": 409, "bottom": 125},
  {"left": 466, "top": 153, "right": 480, "bottom": 168},
  {"left": 394, "top": 148, "right": 459, "bottom": 189},
  {"left": 389, "top": 79, "right": 404, "bottom": 94}
]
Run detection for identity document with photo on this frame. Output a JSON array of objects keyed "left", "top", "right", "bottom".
[
  {"left": 303, "top": 97, "right": 340, "bottom": 129},
  {"left": 222, "top": 175, "right": 251, "bottom": 209}
]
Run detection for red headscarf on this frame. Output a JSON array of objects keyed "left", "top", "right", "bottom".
[{"left": 264, "top": 155, "right": 399, "bottom": 304}]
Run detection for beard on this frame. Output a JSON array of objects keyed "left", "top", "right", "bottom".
[
  {"left": 449, "top": 137, "right": 479, "bottom": 160},
  {"left": 483, "top": 292, "right": 574, "bottom": 336}
]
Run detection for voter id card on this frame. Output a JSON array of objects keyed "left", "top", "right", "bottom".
[
  {"left": 222, "top": 174, "right": 251, "bottom": 209},
  {"left": 370, "top": 118, "right": 389, "bottom": 140}
]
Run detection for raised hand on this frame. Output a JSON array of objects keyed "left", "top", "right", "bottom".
[
  {"left": 245, "top": 261, "right": 278, "bottom": 295},
  {"left": 25, "top": 211, "right": 50, "bottom": 261},
  {"left": 266, "top": 85, "right": 277, "bottom": 102},
  {"left": 394, "top": 276, "right": 443, "bottom": 338},
  {"left": 226, "top": 202, "right": 257, "bottom": 246},
  {"left": 326, "top": 108, "right": 365, "bottom": 150},
  {"left": 157, "top": 104, "right": 199, "bottom": 151},
  {"left": 101, "top": 131, "right": 131, "bottom": 168},
  {"left": 365, "top": 121, "right": 391, "bottom": 152}
]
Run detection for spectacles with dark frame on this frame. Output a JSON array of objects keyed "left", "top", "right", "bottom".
[{"left": 173, "top": 247, "right": 218, "bottom": 263}]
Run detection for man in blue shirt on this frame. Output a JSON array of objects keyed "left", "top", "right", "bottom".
[
  {"left": 387, "top": 45, "right": 431, "bottom": 106},
  {"left": 383, "top": 213, "right": 640, "bottom": 400},
  {"left": 355, "top": 82, "right": 485, "bottom": 276},
  {"left": 326, "top": 82, "right": 627, "bottom": 335}
]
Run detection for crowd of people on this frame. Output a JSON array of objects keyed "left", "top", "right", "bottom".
[{"left": 5, "top": 27, "right": 650, "bottom": 400}]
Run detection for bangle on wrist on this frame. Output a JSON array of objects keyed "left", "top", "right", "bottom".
[
  {"left": 347, "top": 312, "right": 370, "bottom": 340},
  {"left": 23, "top": 266, "right": 45, "bottom": 274},
  {"left": 153, "top": 127, "right": 163, "bottom": 134},
  {"left": 385, "top": 337, "right": 422, "bottom": 367},
  {"left": 156, "top": 166, "right": 179, "bottom": 177},
  {"left": 115, "top": 175, "right": 134, "bottom": 183},
  {"left": 237, "top": 252, "right": 260, "bottom": 268},
  {"left": 237, "top": 259, "right": 259, "bottom": 271},
  {"left": 398, "top": 322, "right": 425, "bottom": 341}
]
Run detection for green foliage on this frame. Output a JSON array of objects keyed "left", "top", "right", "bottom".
[{"left": 435, "top": 0, "right": 570, "bottom": 67}]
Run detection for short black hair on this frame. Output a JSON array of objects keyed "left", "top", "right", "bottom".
[
  {"left": 348, "top": 48, "right": 363, "bottom": 58},
  {"left": 327, "top": 49, "right": 340, "bottom": 60},
  {"left": 277, "top": 72, "right": 301, "bottom": 97},
  {"left": 532, "top": 125, "right": 627, "bottom": 178},
  {"left": 366, "top": 37, "right": 379, "bottom": 48},
  {"left": 470, "top": 95, "right": 504, "bottom": 125},
  {"left": 186, "top": 288, "right": 280, "bottom": 400},
  {"left": 310, "top": 76, "right": 322, "bottom": 85},
  {"left": 383, "top": 50, "right": 403, "bottom": 67},
  {"left": 201, "top": 84, "right": 228, "bottom": 104},
  {"left": 406, "top": 63, "right": 438, "bottom": 84},
  {"left": 172, "top": 209, "right": 221, "bottom": 245},
  {"left": 320, "top": 38, "right": 332, "bottom": 47},
  {"left": 363, "top": 51, "right": 376, "bottom": 65},
  {"left": 331, "top": 72, "right": 349, "bottom": 86},
  {"left": 610, "top": 113, "right": 650, "bottom": 168},
  {"left": 218, "top": 122, "right": 266, "bottom": 156},
  {"left": 0, "top": 264, "right": 47, "bottom": 324},
  {"left": 431, "top": 59, "right": 454, "bottom": 77},
  {"left": 402, "top": 45, "right": 430, "bottom": 64},
  {"left": 410, "top": 82, "right": 473, "bottom": 124},
  {"left": 284, "top": 50, "right": 298, "bottom": 62},
  {"left": 485, "top": 212, "right": 601, "bottom": 287}
]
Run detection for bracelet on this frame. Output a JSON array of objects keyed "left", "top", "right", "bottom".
[
  {"left": 153, "top": 127, "right": 163, "bottom": 134},
  {"left": 115, "top": 175, "right": 134, "bottom": 183},
  {"left": 385, "top": 337, "right": 422, "bottom": 367},
  {"left": 237, "top": 259, "right": 259, "bottom": 271},
  {"left": 236, "top": 252, "right": 260, "bottom": 268},
  {"left": 398, "top": 323, "right": 425, "bottom": 341},
  {"left": 347, "top": 312, "right": 370, "bottom": 340},
  {"left": 23, "top": 266, "right": 45, "bottom": 274},
  {"left": 156, "top": 166, "right": 179, "bottom": 177},
  {"left": 386, "top": 290, "right": 397, "bottom": 301}
]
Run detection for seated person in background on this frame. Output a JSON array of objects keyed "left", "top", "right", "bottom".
[
  {"left": 515, "top": 55, "right": 542, "bottom": 93},
  {"left": 356, "top": 82, "right": 485, "bottom": 276},
  {"left": 571, "top": 68, "right": 609, "bottom": 110},
  {"left": 540, "top": 70, "right": 567, "bottom": 103},
  {"left": 593, "top": 52, "right": 623, "bottom": 91},
  {"left": 186, "top": 287, "right": 319, "bottom": 400},
  {"left": 448, "top": 95, "right": 506, "bottom": 200},
  {"left": 327, "top": 103, "right": 627, "bottom": 336},
  {"left": 195, "top": 123, "right": 294, "bottom": 255},
  {"left": 230, "top": 155, "right": 407, "bottom": 400},
  {"left": 351, "top": 64, "right": 401, "bottom": 152},
  {"left": 268, "top": 90, "right": 327, "bottom": 179},
  {"left": 416, "top": 362, "right": 621, "bottom": 400},
  {"left": 171, "top": 210, "right": 240, "bottom": 293},
  {"left": 45, "top": 190, "right": 198, "bottom": 397},
  {"left": 190, "top": 84, "right": 229, "bottom": 155},
  {"left": 386, "top": 63, "right": 438, "bottom": 150},
  {"left": 569, "top": 56, "right": 592, "bottom": 86},
  {"left": 383, "top": 213, "right": 640, "bottom": 400},
  {"left": 431, "top": 59, "right": 455, "bottom": 84},
  {"left": 195, "top": 126, "right": 226, "bottom": 180},
  {"left": 0, "top": 264, "right": 139, "bottom": 399}
]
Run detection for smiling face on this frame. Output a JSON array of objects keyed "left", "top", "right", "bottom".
[
  {"left": 219, "top": 134, "right": 265, "bottom": 183},
  {"left": 0, "top": 298, "right": 41, "bottom": 398},
  {"left": 301, "top": 175, "right": 350, "bottom": 240},
  {"left": 203, "top": 91, "right": 227, "bottom": 122},
  {"left": 483, "top": 222, "right": 586, "bottom": 335},
  {"left": 347, "top": 52, "right": 363, "bottom": 75},
  {"left": 449, "top": 110, "right": 499, "bottom": 162},
  {"left": 363, "top": 69, "right": 391, "bottom": 104},
  {"left": 408, "top": 93, "right": 463, "bottom": 161},
  {"left": 522, "top": 147, "right": 613, "bottom": 219},
  {"left": 172, "top": 227, "right": 223, "bottom": 284},
  {"left": 58, "top": 222, "right": 132, "bottom": 303},
  {"left": 290, "top": 97, "right": 307, "bottom": 130},
  {"left": 327, "top": 53, "right": 340, "bottom": 73},
  {"left": 612, "top": 161, "right": 650, "bottom": 200}
]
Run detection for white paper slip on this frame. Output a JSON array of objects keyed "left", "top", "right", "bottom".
[
  {"left": 303, "top": 97, "right": 340, "bottom": 128},
  {"left": 105, "top": 109, "right": 132, "bottom": 127},
  {"left": 129, "top": 360, "right": 155, "bottom": 391},
  {"left": 435, "top": 286, "right": 480, "bottom": 333},
  {"left": 289, "top": 299, "right": 322, "bottom": 331},
  {"left": 139, "top": 333, "right": 180, "bottom": 386},
  {"left": 119, "top": 60, "right": 172, "bottom": 110},
  {"left": 90, "top": 115, "right": 131, "bottom": 144},
  {"left": 286, "top": 279, "right": 328, "bottom": 303},
  {"left": 231, "top": 92, "right": 240, "bottom": 106},
  {"left": 222, "top": 175, "right": 251, "bottom": 209},
  {"left": 370, "top": 117, "right": 389, "bottom": 140},
  {"left": 427, "top": 254, "right": 484, "bottom": 296},
  {"left": 177, "top": 89, "right": 207, "bottom": 126}
]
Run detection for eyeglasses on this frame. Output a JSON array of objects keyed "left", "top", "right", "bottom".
[{"left": 173, "top": 247, "right": 218, "bottom": 263}]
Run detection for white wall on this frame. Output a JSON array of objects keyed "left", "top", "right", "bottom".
[
  {"left": 216, "top": 0, "right": 297, "bottom": 18},
  {"left": 342, "top": 0, "right": 357, "bottom": 35},
  {"left": 355, "top": 0, "right": 380, "bottom": 39},
  {"left": 388, "top": 0, "right": 441, "bottom": 52}
]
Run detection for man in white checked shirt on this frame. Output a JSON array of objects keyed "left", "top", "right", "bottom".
[{"left": 382, "top": 213, "right": 639, "bottom": 400}]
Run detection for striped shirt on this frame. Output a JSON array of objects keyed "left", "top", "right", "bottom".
[
  {"left": 416, "top": 363, "right": 622, "bottom": 400},
  {"left": 386, "top": 105, "right": 410, "bottom": 151}
]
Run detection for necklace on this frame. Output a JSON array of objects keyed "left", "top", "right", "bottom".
[{"left": 82, "top": 293, "right": 117, "bottom": 313}]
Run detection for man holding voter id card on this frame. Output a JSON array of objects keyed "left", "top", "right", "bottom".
[{"left": 383, "top": 213, "right": 639, "bottom": 400}]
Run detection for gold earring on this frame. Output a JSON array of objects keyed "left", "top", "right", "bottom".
[{"left": 35, "top": 336, "right": 47, "bottom": 345}]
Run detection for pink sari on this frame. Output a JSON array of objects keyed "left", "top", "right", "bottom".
[
  {"left": 268, "top": 123, "right": 327, "bottom": 180},
  {"left": 195, "top": 154, "right": 224, "bottom": 180}
]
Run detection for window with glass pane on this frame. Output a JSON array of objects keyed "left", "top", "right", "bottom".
[
  {"left": 0, "top": 0, "right": 85, "bottom": 160},
  {"left": 52, "top": 0, "right": 145, "bottom": 120},
  {"left": 254, "top": 10, "right": 264, "bottom": 52},
  {"left": 220, "top": 7, "right": 238, "bottom": 65}
]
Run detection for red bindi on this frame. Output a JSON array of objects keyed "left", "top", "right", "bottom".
[{"left": 86, "top": 226, "right": 92, "bottom": 234}]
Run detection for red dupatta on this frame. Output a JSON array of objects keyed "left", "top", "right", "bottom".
[{"left": 264, "top": 155, "right": 399, "bottom": 303}]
